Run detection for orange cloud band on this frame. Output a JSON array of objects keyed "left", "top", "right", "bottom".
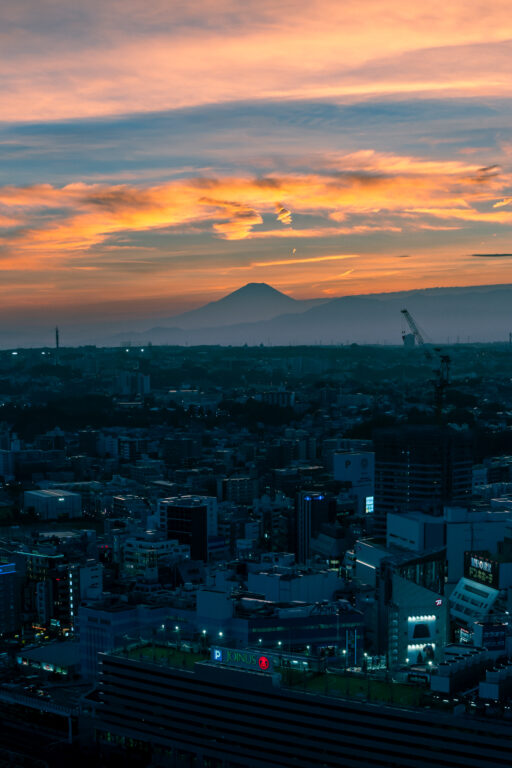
[{"left": 0, "top": 150, "right": 509, "bottom": 270}]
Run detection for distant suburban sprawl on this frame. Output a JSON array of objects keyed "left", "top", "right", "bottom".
[{"left": 0, "top": 341, "right": 510, "bottom": 766}]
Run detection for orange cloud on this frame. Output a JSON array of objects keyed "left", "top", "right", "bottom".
[
  {"left": 0, "top": 214, "right": 22, "bottom": 227},
  {"left": 200, "top": 198, "right": 264, "bottom": 240},
  {"left": 0, "top": 149, "right": 510, "bottom": 278},
  {"left": 276, "top": 203, "right": 293, "bottom": 225},
  {"left": 3, "top": 1, "right": 512, "bottom": 122}
]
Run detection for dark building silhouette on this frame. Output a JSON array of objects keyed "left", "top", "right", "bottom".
[
  {"left": 158, "top": 496, "right": 217, "bottom": 562},
  {"left": 78, "top": 429, "right": 99, "bottom": 456},
  {"left": 163, "top": 436, "right": 201, "bottom": 468},
  {"left": 295, "top": 491, "right": 332, "bottom": 563},
  {"left": 0, "top": 562, "right": 18, "bottom": 634},
  {"left": 373, "top": 426, "right": 473, "bottom": 535},
  {"left": 92, "top": 648, "right": 512, "bottom": 768}
]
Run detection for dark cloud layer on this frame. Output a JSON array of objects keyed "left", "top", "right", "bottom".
[{"left": 471, "top": 253, "right": 512, "bottom": 258}]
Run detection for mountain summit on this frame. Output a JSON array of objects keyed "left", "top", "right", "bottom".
[
  {"left": 166, "top": 282, "right": 324, "bottom": 329},
  {"left": 228, "top": 282, "right": 289, "bottom": 298}
]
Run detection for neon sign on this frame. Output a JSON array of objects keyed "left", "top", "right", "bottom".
[
  {"left": 211, "top": 646, "right": 274, "bottom": 672},
  {"left": 464, "top": 552, "right": 499, "bottom": 588},
  {"left": 471, "top": 556, "right": 491, "bottom": 573}
]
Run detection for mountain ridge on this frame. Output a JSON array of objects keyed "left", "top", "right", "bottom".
[
  {"left": 128, "top": 281, "right": 329, "bottom": 333},
  {"left": 106, "top": 282, "right": 512, "bottom": 346}
]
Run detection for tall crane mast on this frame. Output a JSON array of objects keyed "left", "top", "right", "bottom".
[
  {"left": 400, "top": 307, "right": 450, "bottom": 420},
  {"left": 401, "top": 309, "right": 425, "bottom": 345},
  {"left": 401, "top": 309, "right": 432, "bottom": 360}
]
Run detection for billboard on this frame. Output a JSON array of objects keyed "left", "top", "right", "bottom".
[
  {"left": 407, "top": 614, "right": 436, "bottom": 663},
  {"left": 211, "top": 647, "right": 274, "bottom": 672},
  {"left": 464, "top": 552, "right": 500, "bottom": 588},
  {"left": 333, "top": 452, "right": 374, "bottom": 487}
]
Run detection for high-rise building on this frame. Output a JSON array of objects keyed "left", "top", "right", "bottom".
[
  {"left": 14, "top": 550, "right": 81, "bottom": 633},
  {"left": 296, "top": 491, "right": 331, "bottom": 563},
  {"left": 373, "top": 426, "right": 473, "bottom": 535},
  {"left": 333, "top": 451, "right": 375, "bottom": 515},
  {"left": 122, "top": 532, "right": 190, "bottom": 581},
  {"left": 217, "top": 476, "right": 258, "bottom": 505},
  {"left": 157, "top": 496, "right": 218, "bottom": 561}
]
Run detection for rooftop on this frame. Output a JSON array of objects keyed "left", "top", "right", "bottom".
[
  {"left": 25, "top": 489, "right": 79, "bottom": 498},
  {"left": 109, "top": 643, "right": 430, "bottom": 710},
  {"left": 113, "top": 644, "right": 208, "bottom": 670},
  {"left": 18, "top": 641, "right": 80, "bottom": 667}
]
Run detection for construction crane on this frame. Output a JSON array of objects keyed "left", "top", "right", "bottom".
[
  {"left": 401, "top": 309, "right": 432, "bottom": 359},
  {"left": 400, "top": 307, "right": 450, "bottom": 420}
]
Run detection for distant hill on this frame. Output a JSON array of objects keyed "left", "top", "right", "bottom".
[
  {"left": 161, "top": 282, "right": 327, "bottom": 330},
  {"left": 106, "top": 282, "right": 512, "bottom": 346}
]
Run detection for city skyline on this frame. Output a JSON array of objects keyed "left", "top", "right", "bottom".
[
  {"left": 3, "top": 7, "right": 512, "bottom": 762},
  {"left": 2, "top": 0, "right": 512, "bottom": 335}
]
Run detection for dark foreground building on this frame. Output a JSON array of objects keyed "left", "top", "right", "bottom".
[
  {"left": 373, "top": 426, "right": 473, "bottom": 535},
  {"left": 89, "top": 645, "right": 511, "bottom": 768}
]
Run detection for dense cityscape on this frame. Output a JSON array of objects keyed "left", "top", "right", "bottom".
[
  {"left": 0, "top": 337, "right": 510, "bottom": 765},
  {"left": 4, "top": 0, "right": 512, "bottom": 765}
]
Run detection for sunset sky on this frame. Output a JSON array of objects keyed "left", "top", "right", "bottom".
[{"left": 2, "top": 0, "right": 512, "bottom": 337}]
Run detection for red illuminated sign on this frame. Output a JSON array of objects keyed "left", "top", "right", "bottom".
[{"left": 212, "top": 647, "right": 274, "bottom": 672}]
